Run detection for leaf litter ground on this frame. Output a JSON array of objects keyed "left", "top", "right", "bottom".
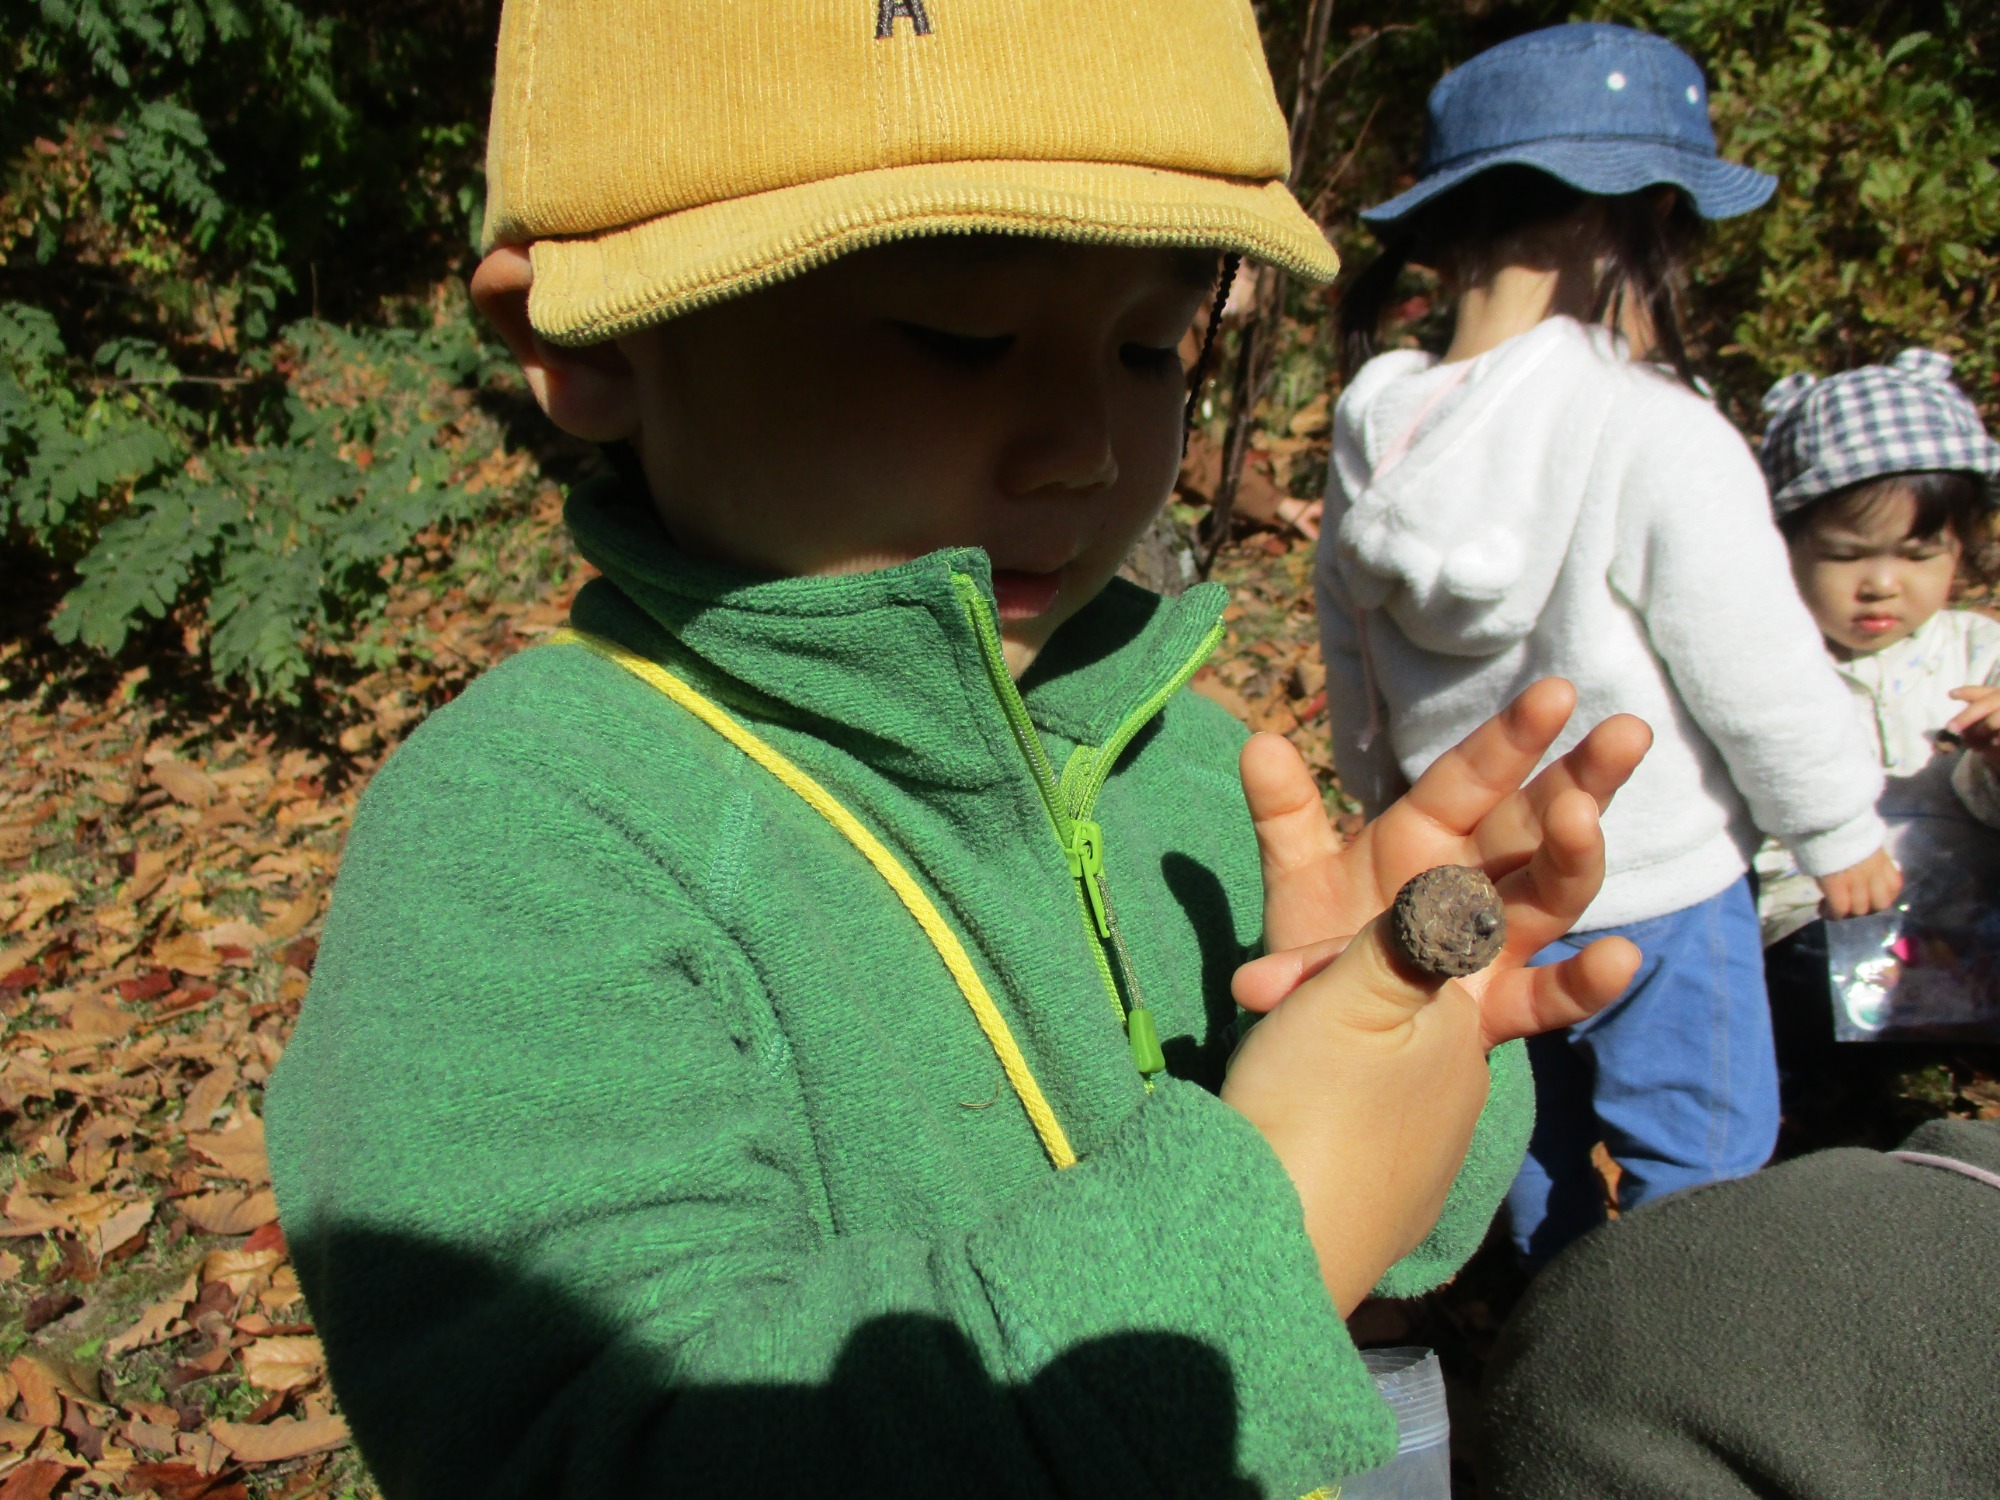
[{"left": 3, "top": 478, "right": 1995, "bottom": 1499}]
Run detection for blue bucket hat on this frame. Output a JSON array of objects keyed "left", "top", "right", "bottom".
[{"left": 1362, "top": 23, "right": 1776, "bottom": 233}]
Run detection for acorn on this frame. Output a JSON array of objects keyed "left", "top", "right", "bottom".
[{"left": 1388, "top": 865, "right": 1506, "bottom": 980}]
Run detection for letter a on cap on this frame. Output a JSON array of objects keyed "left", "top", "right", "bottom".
[{"left": 876, "top": 0, "right": 933, "bottom": 38}]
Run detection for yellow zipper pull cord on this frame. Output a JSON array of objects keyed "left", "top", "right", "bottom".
[{"left": 550, "top": 628, "right": 1078, "bottom": 1169}]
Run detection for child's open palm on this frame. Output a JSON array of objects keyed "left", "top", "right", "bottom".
[
  {"left": 1218, "top": 679, "right": 1649, "bottom": 1313},
  {"left": 1232, "top": 678, "right": 1652, "bottom": 1048}
]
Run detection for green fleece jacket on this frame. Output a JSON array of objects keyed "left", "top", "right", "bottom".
[{"left": 267, "top": 478, "right": 1532, "bottom": 1500}]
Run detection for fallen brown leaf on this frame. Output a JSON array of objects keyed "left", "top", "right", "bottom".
[
  {"left": 0, "top": 1184, "right": 82, "bottom": 1239},
  {"left": 240, "top": 1221, "right": 286, "bottom": 1256},
  {"left": 106, "top": 1274, "right": 198, "bottom": 1355},
  {"left": 63, "top": 995, "right": 136, "bottom": 1043},
  {"left": 150, "top": 761, "right": 218, "bottom": 809},
  {"left": 114, "top": 970, "right": 173, "bottom": 1003},
  {"left": 60, "top": 1398, "right": 105, "bottom": 1462},
  {"left": 0, "top": 937, "right": 44, "bottom": 977},
  {"left": 198, "top": 921, "right": 266, "bottom": 953},
  {"left": 207, "top": 1414, "right": 348, "bottom": 1464},
  {"left": 257, "top": 1265, "right": 302, "bottom": 1315},
  {"left": 2, "top": 875, "right": 76, "bottom": 935},
  {"left": 178, "top": 1063, "right": 238, "bottom": 1130},
  {"left": 6, "top": 1357, "right": 73, "bottom": 1427},
  {"left": 186, "top": 1114, "right": 267, "bottom": 1185},
  {"left": 124, "top": 1416, "right": 180, "bottom": 1455},
  {"left": 238, "top": 1337, "right": 323, "bottom": 1393},
  {"left": 259, "top": 895, "right": 318, "bottom": 945},
  {"left": 200, "top": 1247, "right": 282, "bottom": 1298},
  {"left": 86, "top": 1198, "right": 154, "bottom": 1262},
  {"left": 176, "top": 1429, "right": 229, "bottom": 1476},
  {"left": 177, "top": 1188, "right": 277, "bottom": 1236},
  {"left": 167, "top": 1345, "right": 233, "bottom": 1388},
  {"left": 20, "top": 1289, "right": 80, "bottom": 1334},
  {"left": 0, "top": 1416, "right": 42, "bottom": 1450},
  {"left": 152, "top": 932, "right": 219, "bottom": 979},
  {"left": 123, "top": 1459, "right": 250, "bottom": 1500},
  {"left": 0, "top": 1459, "right": 67, "bottom": 1500}
]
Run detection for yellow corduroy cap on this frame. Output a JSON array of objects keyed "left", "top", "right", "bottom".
[{"left": 483, "top": 0, "right": 1340, "bottom": 346}]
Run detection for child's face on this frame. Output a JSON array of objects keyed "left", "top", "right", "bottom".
[
  {"left": 1787, "top": 483, "right": 1961, "bottom": 656},
  {"left": 615, "top": 238, "right": 1215, "bottom": 675}
]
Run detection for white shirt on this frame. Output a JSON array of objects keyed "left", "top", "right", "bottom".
[{"left": 1316, "top": 317, "right": 1885, "bottom": 930}]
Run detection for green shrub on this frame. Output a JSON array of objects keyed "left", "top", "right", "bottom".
[
  {"left": 2, "top": 0, "right": 509, "bottom": 701},
  {"left": 1590, "top": 0, "right": 2000, "bottom": 424},
  {"left": 1267, "top": 0, "right": 2000, "bottom": 429},
  {"left": 1, "top": 295, "right": 509, "bottom": 700}
]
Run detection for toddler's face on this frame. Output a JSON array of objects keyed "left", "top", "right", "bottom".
[
  {"left": 1787, "top": 483, "right": 1960, "bottom": 656},
  {"left": 616, "top": 238, "right": 1215, "bottom": 675}
]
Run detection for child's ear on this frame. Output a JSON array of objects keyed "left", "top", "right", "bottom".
[{"left": 471, "top": 245, "right": 638, "bottom": 443}]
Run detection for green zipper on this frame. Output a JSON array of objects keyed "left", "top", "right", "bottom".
[{"left": 951, "top": 572, "right": 1226, "bottom": 1084}]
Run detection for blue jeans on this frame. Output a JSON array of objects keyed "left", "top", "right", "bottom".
[{"left": 1505, "top": 877, "right": 1778, "bottom": 1266}]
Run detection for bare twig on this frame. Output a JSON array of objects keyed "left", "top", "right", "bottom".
[
  {"left": 1287, "top": 0, "right": 1344, "bottom": 181},
  {"left": 1310, "top": 95, "right": 1385, "bottom": 221},
  {"left": 1202, "top": 0, "right": 1338, "bottom": 575},
  {"left": 1318, "top": 23, "right": 1411, "bottom": 93}
]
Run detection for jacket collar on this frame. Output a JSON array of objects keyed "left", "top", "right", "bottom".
[{"left": 563, "top": 478, "right": 1228, "bottom": 785}]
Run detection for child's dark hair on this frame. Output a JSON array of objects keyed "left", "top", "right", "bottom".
[
  {"left": 1338, "top": 165, "right": 1703, "bottom": 383},
  {"left": 1781, "top": 469, "right": 2000, "bottom": 587}
]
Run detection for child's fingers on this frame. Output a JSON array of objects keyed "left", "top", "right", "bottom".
[
  {"left": 1240, "top": 732, "right": 1340, "bottom": 882},
  {"left": 1392, "top": 679, "right": 1579, "bottom": 841},
  {"left": 1290, "top": 907, "right": 1459, "bottom": 1035},
  {"left": 1946, "top": 687, "right": 2000, "bottom": 733},
  {"left": 1871, "top": 858, "right": 1904, "bottom": 911},
  {"left": 1470, "top": 713, "right": 1652, "bottom": 874},
  {"left": 1947, "top": 698, "right": 2000, "bottom": 738},
  {"left": 1535, "top": 711, "right": 1651, "bottom": 808},
  {"left": 1232, "top": 937, "right": 1346, "bottom": 1013},
  {"left": 1492, "top": 786, "right": 1606, "bottom": 959},
  {"left": 1475, "top": 937, "right": 1640, "bottom": 1049}
]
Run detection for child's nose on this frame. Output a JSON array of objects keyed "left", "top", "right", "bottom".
[
  {"left": 1856, "top": 562, "right": 1900, "bottom": 598},
  {"left": 998, "top": 367, "right": 1119, "bottom": 498}
]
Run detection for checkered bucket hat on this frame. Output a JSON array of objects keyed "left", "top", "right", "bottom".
[{"left": 1760, "top": 349, "right": 2000, "bottom": 518}]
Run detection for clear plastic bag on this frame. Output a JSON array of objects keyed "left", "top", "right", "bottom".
[
  {"left": 1336, "top": 1347, "right": 1452, "bottom": 1499},
  {"left": 1826, "top": 760, "right": 2000, "bottom": 1042}
]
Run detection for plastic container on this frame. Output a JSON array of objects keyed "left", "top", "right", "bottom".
[{"left": 1335, "top": 1347, "right": 1452, "bottom": 1499}]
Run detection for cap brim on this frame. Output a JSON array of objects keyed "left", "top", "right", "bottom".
[
  {"left": 1359, "top": 140, "right": 1776, "bottom": 234},
  {"left": 526, "top": 159, "right": 1338, "bottom": 346}
]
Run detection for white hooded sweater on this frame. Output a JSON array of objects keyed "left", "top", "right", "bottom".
[{"left": 1315, "top": 317, "right": 1885, "bottom": 930}]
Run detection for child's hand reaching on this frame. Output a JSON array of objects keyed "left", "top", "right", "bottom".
[
  {"left": 1815, "top": 847, "right": 1901, "bottom": 919},
  {"left": 1219, "top": 679, "right": 1649, "bottom": 1312},
  {"left": 1948, "top": 684, "right": 2000, "bottom": 769}
]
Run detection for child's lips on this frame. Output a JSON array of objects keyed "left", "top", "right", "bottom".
[
  {"left": 1853, "top": 613, "right": 1902, "bottom": 634},
  {"left": 991, "top": 569, "right": 1063, "bottom": 621}
]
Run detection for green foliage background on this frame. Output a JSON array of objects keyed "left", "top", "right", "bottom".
[
  {"left": 1266, "top": 0, "right": 2000, "bottom": 431},
  {"left": 4, "top": 0, "right": 1997, "bottom": 706},
  {"left": 2, "top": 0, "right": 514, "bottom": 702}
]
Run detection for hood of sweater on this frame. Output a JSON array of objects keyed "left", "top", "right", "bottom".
[
  {"left": 1328, "top": 317, "right": 1630, "bottom": 656},
  {"left": 562, "top": 476, "right": 1231, "bottom": 790}
]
